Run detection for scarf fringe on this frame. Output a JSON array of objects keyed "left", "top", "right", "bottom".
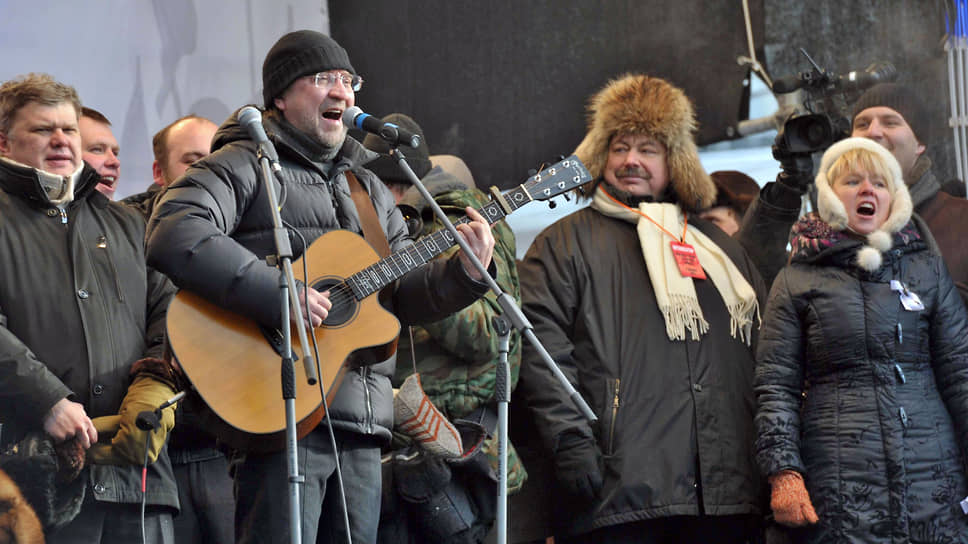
[
  {"left": 661, "top": 294, "right": 709, "bottom": 341},
  {"left": 728, "top": 297, "right": 761, "bottom": 346}
]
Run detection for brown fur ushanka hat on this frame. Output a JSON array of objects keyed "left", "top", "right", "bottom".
[{"left": 574, "top": 74, "right": 715, "bottom": 210}]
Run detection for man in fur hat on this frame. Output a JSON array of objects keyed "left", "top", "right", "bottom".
[{"left": 516, "top": 74, "right": 766, "bottom": 542}]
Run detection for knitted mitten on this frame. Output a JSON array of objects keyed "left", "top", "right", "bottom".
[
  {"left": 393, "top": 374, "right": 463, "bottom": 458},
  {"left": 769, "top": 470, "right": 819, "bottom": 527}
]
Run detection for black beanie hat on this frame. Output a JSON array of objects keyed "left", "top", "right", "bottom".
[
  {"left": 362, "top": 113, "right": 432, "bottom": 183},
  {"left": 851, "top": 83, "right": 927, "bottom": 145},
  {"left": 262, "top": 30, "right": 356, "bottom": 108}
]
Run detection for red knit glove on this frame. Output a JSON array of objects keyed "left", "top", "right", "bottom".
[{"left": 769, "top": 470, "right": 819, "bottom": 527}]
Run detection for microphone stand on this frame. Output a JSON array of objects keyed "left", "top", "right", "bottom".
[
  {"left": 387, "top": 147, "right": 597, "bottom": 543},
  {"left": 254, "top": 142, "right": 318, "bottom": 544},
  {"left": 492, "top": 316, "right": 511, "bottom": 544}
]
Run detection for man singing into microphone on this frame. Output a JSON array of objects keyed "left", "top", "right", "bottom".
[{"left": 146, "top": 30, "right": 496, "bottom": 544}]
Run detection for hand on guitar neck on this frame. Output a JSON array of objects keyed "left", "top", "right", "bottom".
[
  {"left": 293, "top": 287, "right": 333, "bottom": 329},
  {"left": 455, "top": 206, "right": 495, "bottom": 281}
]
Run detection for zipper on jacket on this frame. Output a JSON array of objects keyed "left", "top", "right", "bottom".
[
  {"left": 607, "top": 378, "right": 620, "bottom": 455},
  {"left": 362, "top": 366, "right": 373, "bottom": 434},
  {"left": 59, "top": 208, "right": 68, "bottom": 225}
]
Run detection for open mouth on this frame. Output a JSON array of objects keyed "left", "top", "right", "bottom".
[
  {"left": 857, "top": 202, "right": 876, "bottom": 216},
  {"left": 99, "top": 176, "right": 117, "bottom": 188},
  {"left": 322, "top": 108, "right": 343, "bottom": 121}
]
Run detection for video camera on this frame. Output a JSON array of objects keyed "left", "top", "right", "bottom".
[{"left": 773, "top": 49, "right": 897, "bottom": 155}]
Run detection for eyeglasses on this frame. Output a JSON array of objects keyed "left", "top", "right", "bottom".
[{"left": 313, "top": 71, "right": 363, "bottom": 92}]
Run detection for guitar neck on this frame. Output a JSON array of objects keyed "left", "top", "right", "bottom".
[{"left": 346, "top": 185, "right": 532, "bottom": 299}]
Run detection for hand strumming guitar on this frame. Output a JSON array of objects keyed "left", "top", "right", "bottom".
[
  {"left": 456, "top": 207, "right": 495, "bottom": 281},
  {"left": 293, "top": 287, "right": 332, "bottom": 329}
]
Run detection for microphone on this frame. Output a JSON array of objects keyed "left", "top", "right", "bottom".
[
  {"left": 134, "top": 390, "right": 188, "bottom": 431},
  {"left": 342, "top": 106, "right": 421, "bottom": 148},
  {"left": 772, "top": 61, "right": 896, "bottom": 94},
  {"left": 839, "top": 61, "right": 896, "bottom": 93},
  {"left": 238, "top": 106, "right": 281, "bottom": 166}
]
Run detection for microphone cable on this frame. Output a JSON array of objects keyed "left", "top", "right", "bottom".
[{"left": 286, "top": 222, "right": 353, "bottom": 544}]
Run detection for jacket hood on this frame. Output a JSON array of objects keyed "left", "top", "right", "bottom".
[
  {"left": 574, "top": 73, "right": 714, "bottom": 211},
  {"left": 814, "top": 137, "right": 913, "bottom": 272}
]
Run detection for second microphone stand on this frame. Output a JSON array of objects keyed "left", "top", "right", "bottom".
[{"left": 387, "top": 147, "right": 596, "bottom": 544}]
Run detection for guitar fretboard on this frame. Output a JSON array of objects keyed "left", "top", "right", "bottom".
[{"left": 346, "top": 184, "right": 533, "bottom": 299}]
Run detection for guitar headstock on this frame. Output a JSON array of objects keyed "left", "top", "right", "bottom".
[{"left": 523, "top": 155, "right": 592, "bottom": 201}]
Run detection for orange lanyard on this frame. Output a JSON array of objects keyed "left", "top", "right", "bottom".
[{"left": 602, "top": 189, "right": 689, "bottom": 242}]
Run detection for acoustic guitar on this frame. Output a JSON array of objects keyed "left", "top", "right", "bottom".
[{"left": 166, "top": 155, "right": 592, "bottom": 451}]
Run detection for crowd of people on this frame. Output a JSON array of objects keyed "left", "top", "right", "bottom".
[{"left": 0, "top": 27, "right": 966, "bottom": 544}]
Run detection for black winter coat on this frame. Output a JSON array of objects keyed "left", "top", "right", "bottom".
[
  {"left": 0, "top": 159, "right": 178, "bottom": 509},
  {"left": 755, "top": 217, "right": 968, "bottom": 543},
  {"left": 518, "top": 206, "right": 766, "bottom": 537},
  {"left": 146, "top": 109, "right": 490, "bottom": 440}
]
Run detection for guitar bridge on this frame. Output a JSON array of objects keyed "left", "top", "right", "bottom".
[{"left": 258, "top": 324, "right": 301, "bottom": 361}]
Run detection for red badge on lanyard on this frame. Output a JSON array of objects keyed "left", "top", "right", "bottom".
[{"left": 670, "top": 241, "right": 706, "bottom": 279}]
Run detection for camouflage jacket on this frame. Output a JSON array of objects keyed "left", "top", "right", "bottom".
[{"left": 393, "top": 169, "right": 526, "bottom": 492}]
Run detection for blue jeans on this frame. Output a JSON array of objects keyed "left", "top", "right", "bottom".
[{"left": 233, "top": 427, "right": 382, "bottom": 544}]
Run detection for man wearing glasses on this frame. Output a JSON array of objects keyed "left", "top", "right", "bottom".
[{"left": 145, "top": 30, "right": 496, "bottom": 543}]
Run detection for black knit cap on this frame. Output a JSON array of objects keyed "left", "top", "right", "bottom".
[
  {"left": 851, "top": 83, "right": 927, "bottom": 145},
  {"left": 361, "top": 113, "right": 432, "bottom": 183},
  {"left": 262, "top": 30, "right": 355, "bottom": 108}
]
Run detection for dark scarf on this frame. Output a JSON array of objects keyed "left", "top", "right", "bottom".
[
  {"left": 789, "top": 212, "right": 921, "bottom": 266},
  {"left": 264, "top": 109, "right": 341, "bottom": 165},
  {"left": 906, "top": 154, "right": 940, "bottom": 209}
]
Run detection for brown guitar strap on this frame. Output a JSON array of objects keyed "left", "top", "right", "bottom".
[{"left": 345, "top": 171, "right": 391, "bottom": 259}]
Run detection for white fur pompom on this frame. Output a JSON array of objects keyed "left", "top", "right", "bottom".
[
  {"left": 867, "top": 230, "right": 892, "bottom": 252},
  {"left": 856, "top": 246, "right": 883, "bottom": 272}
]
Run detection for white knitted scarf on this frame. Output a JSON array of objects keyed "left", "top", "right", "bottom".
[{"left": 591, "top": 186, "right": 759, "bottom": 343}]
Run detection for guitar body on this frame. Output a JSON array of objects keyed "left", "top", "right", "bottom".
[
  {"left": 166, "top": 230, "right": 400, "bottom": 452},
  {"left": 165, "top": 155, "right": 592, "bottom": 453}
]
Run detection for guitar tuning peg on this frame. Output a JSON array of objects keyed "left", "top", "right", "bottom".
[
  {"left": 562, "top": 193, "right": 571, "bottom": 202},
  {"left": 548, "top": 200, "right": 557, "bottom": 209},
  {"left": 557, "top": 154, "right": 566, "bottom": 161}
]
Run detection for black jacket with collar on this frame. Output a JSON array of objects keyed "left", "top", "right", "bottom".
[{"left": 0, "top": 158, "right": 178, "bottom": 509}]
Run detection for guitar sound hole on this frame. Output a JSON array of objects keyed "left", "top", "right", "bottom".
[{"left": 313, "top": 277, "right": 357, "bottom": 327}]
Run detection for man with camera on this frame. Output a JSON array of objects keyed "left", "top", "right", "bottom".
[
  {"left": 739, "top": 82, "right": 967, "bottom": 303},
  {"left": 849, "top": 83, "right": 968, "bottom": 302}
]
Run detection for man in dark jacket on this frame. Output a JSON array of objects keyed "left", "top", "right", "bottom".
[
  {"left": 517, "top": 74, "right": 766, "bottom": 543},
  {"left": 145, "top": 31, "right": 496, "bottom": 544},
  {"left": 123, "top": 114, "right": 217, "bottom": 221},
  {"left": 0, "top": 73, "right": 178, "bottom": 542}
]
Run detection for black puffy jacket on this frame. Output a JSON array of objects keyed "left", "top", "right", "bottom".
[
  {"left": 755, "top": 218, "right": 968, "bottom": 543},
  {"left": 146, "top": 109, "right": 489, "bottom": 440}
]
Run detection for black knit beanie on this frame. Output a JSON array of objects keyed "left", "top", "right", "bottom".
[
  {"left": 262, "top": 30, "right": 356, "bottom": 108},
  {"left": 851, "top": 83, "right": 927, "bottom": 145},
  {"left": 361, "top": 113, "right": 432, "bottom": 183}
]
